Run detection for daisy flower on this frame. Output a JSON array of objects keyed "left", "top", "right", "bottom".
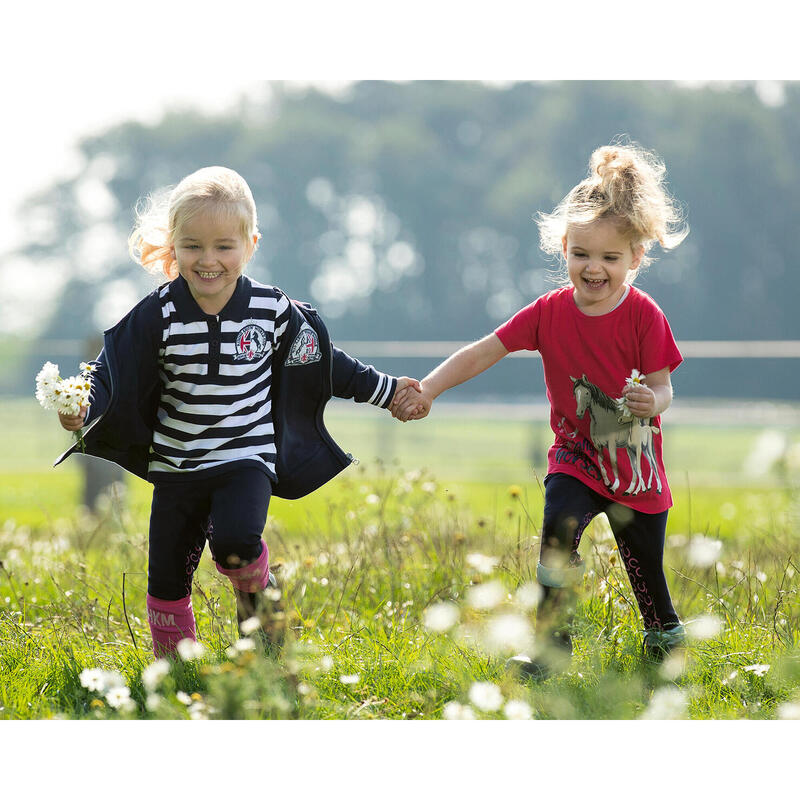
[
  {"left": 468, "top": 681, "right": 503, "bottom": 713},
  {"left": 35, "top": 360, "right": 96, "bottom": 452}
]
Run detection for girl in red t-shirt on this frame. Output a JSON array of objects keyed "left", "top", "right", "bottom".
[{"left": 391, "top": 141, "right": 689, "bottom": 679}]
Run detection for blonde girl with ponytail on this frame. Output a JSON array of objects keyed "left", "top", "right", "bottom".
[{"left": 394, "top": 140, "right": 689, "bottom": 678}]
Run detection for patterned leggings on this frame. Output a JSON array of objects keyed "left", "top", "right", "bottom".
[{"left": 540, "top": 473, "right": 680, "bottom": 631}]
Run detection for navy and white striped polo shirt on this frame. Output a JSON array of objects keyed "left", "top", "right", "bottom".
[{"left": 148, "top": 275, "right": 291, "bottom": 479}]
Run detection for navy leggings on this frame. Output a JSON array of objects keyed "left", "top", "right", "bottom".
[
  {"left": 147, "top": 466, "right": 272, "bottom": 601},
  {"left": 541, "top": 473, "right": 680, "bottom": 631}
]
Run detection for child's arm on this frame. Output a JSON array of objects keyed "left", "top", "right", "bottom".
[
  {"left": 621, "top": 367, "right": 673, "bottom": 418},
  {"left": 331, "top": 346, "right": 420, "bottom": 409},
  {"left": 392, "top": 333, "right": 509, "bottom": 421}
]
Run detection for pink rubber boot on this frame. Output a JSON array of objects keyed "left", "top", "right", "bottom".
[
  {"left": 146, "top": 593, "right": 197, "bottom": 658},
  {"left": 215, "top": 542, "right": 284, "bottom": 648},
  {"left": 214, "top": 541, "right": 270, "bottom": 593}
]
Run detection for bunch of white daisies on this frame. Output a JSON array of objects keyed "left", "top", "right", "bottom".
[{"left": 35, "top": 360, "right": 96, "bottom": 449}]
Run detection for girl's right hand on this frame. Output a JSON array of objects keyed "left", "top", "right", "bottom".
[
  {"left": 58, "top": 406, "right": 88, "bottom": 432},
  {"left": 393, "top": 385, "right": 433, "bottom": 421}
]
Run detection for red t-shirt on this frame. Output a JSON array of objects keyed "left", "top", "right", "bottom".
[{"left": 494, "top": 285, "right": 682, "bottom": 513}]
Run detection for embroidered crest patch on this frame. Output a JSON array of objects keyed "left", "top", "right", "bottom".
[
  {"left": 286, "top": 323, "right": 321, "bottom": 366},
  {"left": 233, "top": 324, "right": 269, "bottom": 361}
]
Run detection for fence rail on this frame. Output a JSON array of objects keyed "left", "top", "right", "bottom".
[
  {"left": 31, "top": 340, "right": 800, "bottom": 358},
  {"left": 338, "top": 341, "right": 800, "bottom": 359}
]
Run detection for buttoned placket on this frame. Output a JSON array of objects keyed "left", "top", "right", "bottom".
[{"left": 208, "top": 314, "right": 221, "bottom": 379}]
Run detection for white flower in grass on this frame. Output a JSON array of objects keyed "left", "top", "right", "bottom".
[
  {"left": 105, "top": 686, "right": 135, "bottom": 711},
  {"left": 777, "top": 702, "right": 800, "bottom": 720},
  {"left": 365, "top": 493, "right": 380, "bottom": 505},
  {"left": 514, "top": 582, "right": 543, "bottom": 610},
  {"left": 189, "top": 701, "right": 209, "bottom": 720},
  {"left": 320, "top": 655, "right": 334, "bottom": 672},
  {"left": 686, "top": 614, "right": 724, "bottom": 640},
  {"left": 466, "top": 553, "right": 499, "bottom": 575},
  {"left": 79, "top": 668, "right": 106, "bottom": 692},
  {"left": 443, "top": 701, "right": 476, "bottom": 720},
  {"left": 80, "top": 668, "right": 125, "bottom": 693},
  {"left": 176, "top": 691, "right": 192, "bottom": 706},
  {"left": 468, "top": 681, "right": 503, "bottom": 713},
  {"left": 659, "top": 653, "right": 686, "bottom": 681},
  {"left": 264, "top": 586, "right": 282, "bottom": 602},
  {"left": 423, "top": 601, "right": 460, "bottom": 632},
  {"left": 640, "top": 687, "right": 688, "bottom": 720},
  {"left": 504, "top": 700, "right": 533, "bottom": 720},
  {"left": 225, "top": 638, "right": 257, "bottom": 659},
  {"left": 176, "top": 638, "right": 206, "bottom": 661},
  {"left": 141, "top": 659, "right": 170, "bottom": 693},
  {"left": 485, "top": 614, "right": 534, "bottom": 653},
  {"left": 687, "top": 535, "right": 723, "bottom": 568},
  {"left": 743, "top": 664, "right": 770, "bottom": 677},
  {"left": 466, "top": 580, "right": 505, "bottom": 610},
  {"left": 146, "top": 694, "right": 162, "bottom": 712},
  {"left": 104, "top": 670, "right": 126, "bottom": 689},
  {"left": 234, "top": 638, "right": 256, "bottom": 653},
  {"left": 239, "top": 616, "right": 262, "bottom": 636},
  {"left": 339, "top": 674, "right": 360, "bottom": 685}
]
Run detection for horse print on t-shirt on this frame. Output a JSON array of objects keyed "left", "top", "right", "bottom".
[{"left": 570, "top": 374, "right": 661, "bottom": 495}]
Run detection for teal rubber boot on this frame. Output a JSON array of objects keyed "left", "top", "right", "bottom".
[{"left": 642, "top": 623, "right": 686, "bottom": 662}]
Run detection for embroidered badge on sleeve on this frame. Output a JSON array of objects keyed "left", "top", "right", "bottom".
[{"left": 286, "top": 323, "right": 322, "bottom": 366}]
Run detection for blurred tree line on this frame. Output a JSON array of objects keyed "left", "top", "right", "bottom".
[{"left": 7, "top": 80, "right": 800, "bottom": 400}]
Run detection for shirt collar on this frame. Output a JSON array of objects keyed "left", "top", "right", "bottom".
[{"left": 170, "top": 275, "right": 251, "bottom": 321}]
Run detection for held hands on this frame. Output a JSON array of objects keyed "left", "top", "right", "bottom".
[
  {"left": 391, "top": 380, "right": 433, "bottom": 422},
  {"left": 57, "top": 406, "right": 88, "bottom": 432}
]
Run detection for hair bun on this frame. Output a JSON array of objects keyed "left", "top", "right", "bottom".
[
  {"left": 592, "top": 146, "right": 619, "bottom": 178},
  {"left": 592, "top": 146, "right": 637, "bottom": 190}
]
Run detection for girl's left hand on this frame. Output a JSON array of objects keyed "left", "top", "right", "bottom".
[
  {"left": 621, "top": 383, "right": 657, "bottom": 418},
  {"left": 58, "top": 405, "right": 88, "bottom": 431}
]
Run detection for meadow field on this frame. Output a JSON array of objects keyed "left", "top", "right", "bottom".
[{"left": 2, "top": 397, "right": 799, "bottom": 721}]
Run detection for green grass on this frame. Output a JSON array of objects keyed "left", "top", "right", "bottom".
[{"left": 2, "top": 397, "right": 800, "bottom": 720}]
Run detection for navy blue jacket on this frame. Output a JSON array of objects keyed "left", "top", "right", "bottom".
[{"left": 54, "top": 278, "right": 397, "bottom": 499}]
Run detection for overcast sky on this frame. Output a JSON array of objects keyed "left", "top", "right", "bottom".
[
  {"left": 0, "top": 80, "right": 273, "bottom": 254},
  {"left": 1, "top": 4, "right": 794, "bottom": 259}
]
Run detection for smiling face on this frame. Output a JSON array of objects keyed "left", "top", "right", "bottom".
[
  {"left": 171, "top": 207, "right": 257, "bottom": 315},
  {"left": 562, "top": 217, "right": 643, "bottom": 316}
]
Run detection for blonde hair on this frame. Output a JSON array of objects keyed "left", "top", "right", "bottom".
[
  {"left": 537, "top": 140, "right": 688, "bottom": 274},
  {"left": 128, "top": 166, "right": 259, "bottom": 279}
]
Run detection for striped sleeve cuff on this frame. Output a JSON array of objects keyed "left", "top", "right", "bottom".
[{"left": 367, "top": 373, "right": 398, "bottom": 409}]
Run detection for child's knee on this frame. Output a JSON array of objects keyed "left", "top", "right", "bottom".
[{"left": 211, "top": 539, "right": 262, "bottom": 570}]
